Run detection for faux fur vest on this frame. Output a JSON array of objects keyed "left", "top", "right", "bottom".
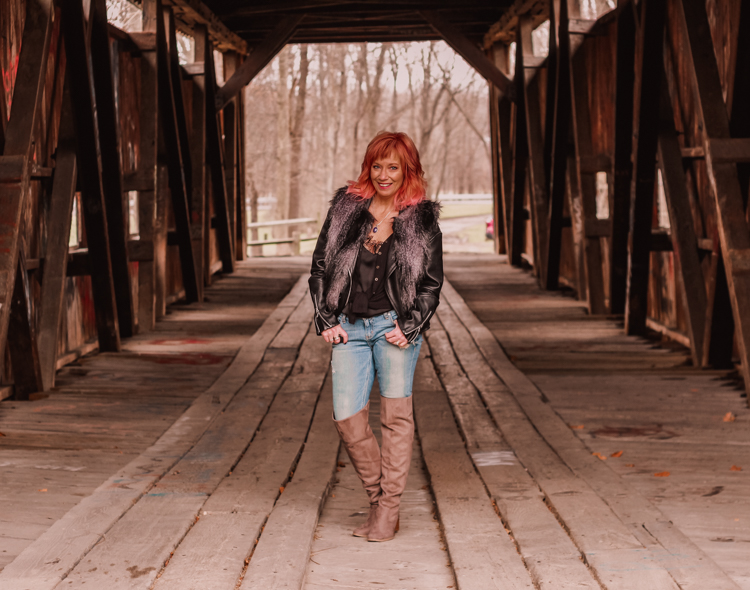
[{"left": 322, "top": 187, "right": 441, "bottom": 313}]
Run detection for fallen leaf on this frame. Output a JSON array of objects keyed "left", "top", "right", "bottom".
[
  {"left": 723, "top": 412, "right": 736, "bottom": 422},
  {"left": 592, "top": 452, "right": 607, "bottom": 461},
  {"left": 279, "top": 486, "right": 285, "bottom": 494},
  {"left": 38, "top": 488, "right": 48, "bottom": 492},
  {"left": 570, "top": 424, "right": 585, "bottom": 430},
  {"left": 625, "top": 463, "right": 635, "bottom": 467},
  {"left": 0, "top": 432, "right": 5, "bottom": 437},
  {"left": 730, "top": 465, "right": 742, "bottom": 472},
  {"left": 337, "top": 462, "right": 346, "bottom": 468},
  {"left": 654, "top": 471, "right": 670, "bottom": 477},
  {"left": 611, "top": 450, "right": 624, "bottom": 458}
]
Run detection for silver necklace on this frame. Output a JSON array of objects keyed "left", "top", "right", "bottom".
[{"left": 372, "top": 206, "right": 393, "bottom": 234}]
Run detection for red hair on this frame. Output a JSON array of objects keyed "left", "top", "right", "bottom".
[{"left": 347, "top": 131, "right": 427, "bottom": 209}]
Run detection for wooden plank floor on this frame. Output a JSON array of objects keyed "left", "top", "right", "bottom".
[
  {"left": 444, "top": 253, "right": 750, "bottom": 590},
  {"left": 0, "top": 258, "right": 308, "bottom": 575},
  {"left": 2, "top": 252, "right": 747, "bottom": 590}
]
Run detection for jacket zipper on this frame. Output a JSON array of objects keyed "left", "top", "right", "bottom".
[
  {"left": 404, "top": 309, "right": 433, "bottom": 339},
  {"left": 313, "top": 300, "right": 333, "bottom": 329}
]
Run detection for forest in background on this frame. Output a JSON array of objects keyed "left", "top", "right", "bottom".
[{"left": 244, "top": 42, "right": 493, "bottom": 231}]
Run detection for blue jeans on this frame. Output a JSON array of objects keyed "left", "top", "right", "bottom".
[{"left": 331, "top": 310, "right": 423, "bottom": 420}]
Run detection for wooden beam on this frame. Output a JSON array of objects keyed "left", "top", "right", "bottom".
[
  {"left": 483, "top": 0, "right": 547, "bottom": 47},
  {"left": 703, "top": 252, "right": 735, "bottom": 369},
  {"left": 494, "top": 45, "right": 514, "bottom": 258},
  {"left": 37, "top": 87, "right": 78, "bottom": 390},
  {"left": 678, "top": 0, "right": 750, "bottom": 396},
  {"left": 223, "top": 51, "right": 239, "bottom": 261},
  {"left": 0, "top": 0, "right": 53, "bottom": 367},
  {"left": 656, "top": 78, "right": 706, "bottom": 367},
  {"left": 215, "top": 15, "right": 304, "bottom": 111},
  {"left": 569, "top": 24, "right": 607, "bottom": 314},
  {"left": 61, "top": 0, "right": 122, "bottom": 352},
  {"left": 205, "top": 38, "right": 236, "bottom": 272},
  {"left": 609, "top": 0, "right": 636, "bottom": 314},
  {"left": 624, "top": 0, "right": 666, "bottom": 334},
  {"left": 519, "top": 16, "right": 549, "bottom": 283},
  {"left": 544, "top": 0, "right": 570, "bottom": 290},
  {"left": 169, "top": 0, "right": 248, "bottom": 55},
  {"left": 190, "top": 25, "right": 208, "bottom": 287},
  {"left": 167, "top": 10, "right": 194, "bottom": 198},
  {"left": 508, "top": 29, "right": 528, "bottom": 267},
  {"left": 91, "top": 0, "right": 135, "bottom": 337},
  {"left": 235, "top": 69, "right": 248, "bottom": 260},
  {"left": 8, "top": 252, "right": 43, "bottom": 398},
  {"left": 157, "top": 6, "right": 200, "bottom": 302},
  {"left": 422, "top": 10, "right": 515, "bottom": 101}
]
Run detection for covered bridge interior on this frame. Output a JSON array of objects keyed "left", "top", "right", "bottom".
[{"left": 0, "top": 0, "right": 749, "bottom": 588}]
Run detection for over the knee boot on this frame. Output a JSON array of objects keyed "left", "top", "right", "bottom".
[
  {"left": 333, "top": 403, "right": 382, "bottom": 537},
  {"left": 368, "top": 396, "right": 414, "bottom": 542}
]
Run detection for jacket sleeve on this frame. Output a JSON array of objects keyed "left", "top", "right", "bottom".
[
  {"left": 309, "top": 214, "right": 339, "bottom": 334},
  {"left": 398, "top": 230, "right": 443, "bottom": 343}
]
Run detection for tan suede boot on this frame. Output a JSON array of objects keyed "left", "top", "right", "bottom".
[
  {"left": 333, "top": 403, "right": 382, "bottom": 537},
  {"left": 367, "top": 396, "right": 414, "bottom": 542}
]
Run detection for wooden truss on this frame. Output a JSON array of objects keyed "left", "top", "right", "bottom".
[
  {"left": 0, "top": 0, "right": 248, "bottom": 397},
  {"left": 488, "top": 0, "right": 750, "bottom": 398}
]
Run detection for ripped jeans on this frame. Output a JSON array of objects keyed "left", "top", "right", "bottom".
[{"left": 331, "top": 310, "right": 423, "bottom": 420}]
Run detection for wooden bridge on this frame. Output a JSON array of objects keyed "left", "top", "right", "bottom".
[{"left": 1, "top": 0, "right": 749, "bottom": 587}]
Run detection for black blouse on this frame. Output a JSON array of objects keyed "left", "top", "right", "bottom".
[{"left": 345, "top": 236, "right": 393, "bottom": 323}]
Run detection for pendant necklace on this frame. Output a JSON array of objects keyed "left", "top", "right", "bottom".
[{"left": 372, "top": 206, "right": 393, "bottom": 234}]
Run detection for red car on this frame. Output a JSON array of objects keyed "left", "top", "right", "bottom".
[{"left": 485, "top": 216, "right": 494, "bottom": 240}]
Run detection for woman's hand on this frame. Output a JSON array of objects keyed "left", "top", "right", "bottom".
[
  {"left": 322, "top": 324, "right": 348, "bottom": 345},
  {"left": 385, "top": 322, "right": 409, "bottom": 349}
]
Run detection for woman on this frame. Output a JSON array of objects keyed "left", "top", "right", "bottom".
[{"left": 309, "top": 131, "right": 443, "bottom": 542}]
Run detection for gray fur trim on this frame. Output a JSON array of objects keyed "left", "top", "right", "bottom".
[{"left": 322, "top": 187, "right": 440, "bottom": 312}]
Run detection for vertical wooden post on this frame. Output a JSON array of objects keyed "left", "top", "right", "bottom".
[
  {"left": 156, "top": 7, "right": 199, "bottom": 302},
  {"left": 518, "top": 16, "right": 549, "bottom": 282},
  {"left": 60, "top": 0, "right": 121, "bottom": 351},
  {"left": 89, "top": 0, "right": 135, "bottom": 337},
  {"left": 0, "top": 0, "right": 53, "bottom": 366},
  {"left": 236, "top": 76, "right": 248, "bottom": 261},
  {"left": 624, "top": 0, "right": 666, "bottom": 334},
  {"left": 610, "top": 0, "right": 636, "bottom": 314},
  {"left": 38, "top": 87, "right": 78, "bottom": 390},
  {"left": 678, "top": 0, "right": 750, "bottom": 395},
  {"left": 656, "top": 77, "right": 706, "bottom": 366},
  {"left": 509, "top": 30, "right": 528, "bottom": 267},
  {"left": 569, "top": 22, "right": 607, "bottom": 314},
  {"left": 544, "top": 0, "right": 571, "bottom": 290},
  {"left": 190, "top": 25, "right": 208, "bottom": 290},
  {"left": 137, "top": 0, "right": 160, "bottom": 330},
  {"left": 222, "top": 52, "right": 239, "bottom": 262},
  {"left": 491, "top": 43, "right": 514, "bottom": 257},
  {"left": 204, "top": 40, "right": 236, "bottom": 273}
]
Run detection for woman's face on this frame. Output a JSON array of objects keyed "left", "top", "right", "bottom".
[{"left": 370, "top": 151, "right": 404, "bottom": 200}]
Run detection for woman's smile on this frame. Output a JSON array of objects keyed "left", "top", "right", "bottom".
[{"left": 370, "top": 152, "right": 404, "bottom": 199}]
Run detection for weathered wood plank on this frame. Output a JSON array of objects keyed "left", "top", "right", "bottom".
[
  {"left": 441, "top": 278, "right": 741, "bottom": 590},
  {"left": 624, "top": 0, "right": 666, "bottom": 332},
  {"left": 519, "top": 16, "right": 549, "bottom": 282},
  {"left": 37, "top": 87, "right": 78, "bottom": 390},
  {"left": 204, "top": 38, "right": 235, "bottom": 272},
  {"left": 189, "top": 25, "right": 207, "bottom": 287},
  {"left": 413, "top": 346, "right": 537, "bottom": 590},
  {"left": 508, "top": 28, "right": 529, "bottom": 267},
  {"left": 238, "top": 370, "right": 338, "bottom": 590},
  {"left": 424, "top": 316, "right": 598, "bottom": 590},
  {"left": 136, "top": 0, "right": 160, "bottom": 332},
  {"left": 90, "top": 0, "right": 136, "bottom": 337},
  {"left": 656, "top": 78, "right": 706, "bottom": 366},
  {"left": 544, "top": 0, "right": 571, "bottom": 290},
  {"left": 609, "top": 0, "right": 636, "bottom": 315},
  {"left": 677, "top": 0, "right": 750, "bottom": 398},
  {"left": 156, "top": 6, "right": 199, "bottom": 303},
  {"left": 0, "top": 275, "right": 308, "bottom": 589},
  {"left": 60, "top": 0, "right": 121, "bottom": 351},
  {"left": 0, "top": 0, "right": 54, "bottom": 362}
]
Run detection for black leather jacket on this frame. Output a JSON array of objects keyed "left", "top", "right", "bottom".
[{"left": 309, "top": 190, "right": 443, "bottom": 343}]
